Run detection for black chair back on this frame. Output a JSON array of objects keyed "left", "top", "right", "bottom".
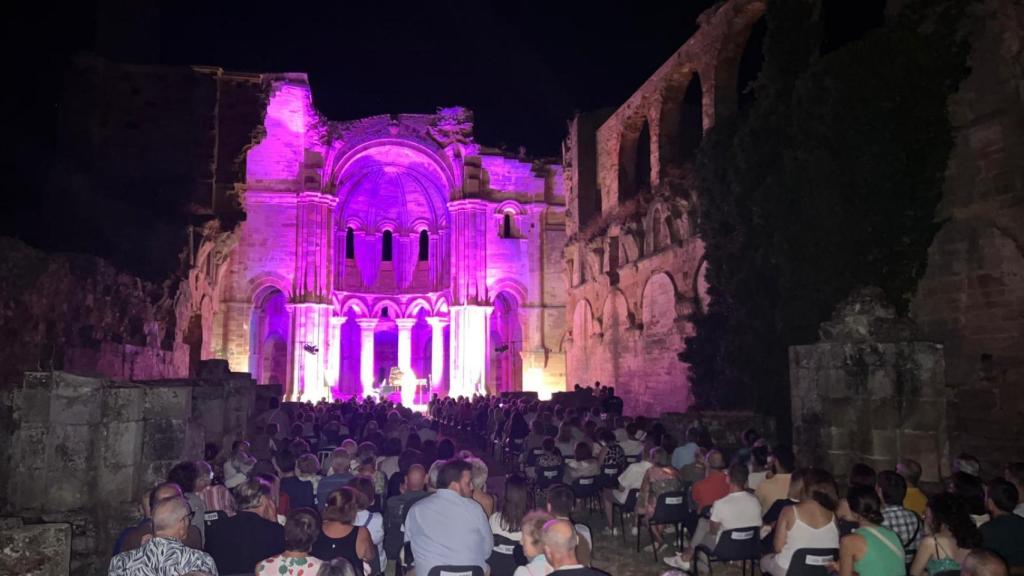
[
  {"left": 648, "top": 491, "right": 689, "bottom": 525},
  {"left": 786, "top": 548, "right": 839, "bottom": 576},
  {"left": 202, "top": 510, "right": 228, "bottom": 531},
  {"left": 536, "top": 465, "right": 563, "bottom": 489},
  {"left": 625, "top": 453, "right": 642, "bottom": 464},
  {"left": 488, "top": 535, "right": 526, "bottom": 576},
  {"left": 930, "top": 572, "right": 961, "bottom": 576},
  {"left": 383, "top": 494, "right": 427, "bottom": 560},
  {"left": 427, "top": 566, "right": 485, "bottom": 576},
  {"left": 572, "top": 476, "right": 600, "bottom": 498},
  {"left": 711, "top": 526, "right": 761, "bottom": 561},
  {"left": 526, "top": 448, "right": 546, "bottom": 467}
]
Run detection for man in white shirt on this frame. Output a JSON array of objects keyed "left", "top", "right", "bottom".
[
  {"left": 665, "top": 463, "right": 762, "bottom": 570},
  {"left": 619, "top": 423, "right": 644, "bottom": 459},
  {"left": 601, "top": 448, "right": 654, "bottom": 534}
]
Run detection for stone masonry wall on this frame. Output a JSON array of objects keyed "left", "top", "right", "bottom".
[
  {"left": 790, "top": 290, "right": 949, "bottom": 482},
  {"left": 1, "top": 368, "right": 254, "bottom": 575},
  {"left": 908, "top": 0, "right": 1024, "bottom": 475}
]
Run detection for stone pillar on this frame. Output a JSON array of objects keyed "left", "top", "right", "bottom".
[
  {"left": 356, "top": 318, "right": 378, "bottom": 396},
  {"left": 288, "top": 303, "right": 331, "bottom": 402},
  {"left": 449, "top": 305, "right": 493, "bottom": 398},
  {"left": 327, "top": 315, "right": 346, "bottom": 396},
  {"left": 395, "top": 319, "right": 417, "bottom": 374},
  {"left": 426, "top": 316, "right": 449, "bottom": 387}
]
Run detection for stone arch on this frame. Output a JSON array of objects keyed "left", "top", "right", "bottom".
[
  {"left": 648, "top": 202, "right": 673, "bottom": 252},
  {"left": 601, "top": 289, "right": 633, "bottom": 332},
  {"left": 711, "top": 0, "right": 768, "bottom": 124},
  {"left": 618, "top": 113, "right": 654, "bottom": 204},
  {"left": 641, "top": 272, "right": 679, "bottom": 335},
  {"left": 490, "top": 277, "right": 528, "bottom": 308},
  {"left": 404, "top": 297, "right": 433, "bottom": 319},
  {"left": 370, "top": 298, "right": 403, "bottom": 319},
  {"left": 572, "top": 299, "right": 596, "bottom": 340},
  {"left": 432, "top": 296, "right": 450, "bottom": 315},
  {"left": 249, "top": 286, "right": 290, "bottom": 386},
  {"left": 659, "top": 69, "right": 705, "bottom": 180},
  {"left": 247, "top": 272, "right": 291, "bottom": 305},
  {"left": 338, "top": 296, "right": 370, "bottom": 318},
  {"left": 490, "top": 291, "right": 524, "bottom": 393}
]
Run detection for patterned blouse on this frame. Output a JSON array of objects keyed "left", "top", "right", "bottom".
[
  {"left": 108, "top": 536, "right": 218, "bottom": 576},
  {"left": 255, "top": 554, "right": 325, "bottom": 576}
]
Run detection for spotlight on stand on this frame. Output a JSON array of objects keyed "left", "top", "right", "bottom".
[{"left": 303, "top": 343, "right": 319, "bottom": 355}]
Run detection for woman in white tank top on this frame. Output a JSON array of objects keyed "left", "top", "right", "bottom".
[{"left": 761, "top": 469, "right": 841, "bottom": 575}]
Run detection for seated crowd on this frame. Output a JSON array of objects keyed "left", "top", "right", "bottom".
[{"left": 108, "top": 387, "right": 1024, "bottom": 576}]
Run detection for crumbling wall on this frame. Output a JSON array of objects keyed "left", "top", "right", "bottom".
[
  {"left": 790, "top": 289, "right": 949, "bottom": 482},
  {"left": 908, "top": 0, "right": 1024, "bottom": 475},
  {"left": 2, "top": 368, "right": 254, "bottom": 575}
]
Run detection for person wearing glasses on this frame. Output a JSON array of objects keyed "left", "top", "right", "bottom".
[{"left": 109, "top": 495, "right": 218, "bottom": 576}]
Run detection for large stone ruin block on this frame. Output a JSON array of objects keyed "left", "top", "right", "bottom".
[
  {"left": 790, "top": 288, "right": 949, "bottom": 482},
  {"left": 0, "top": 519, "right": 71, "bottom": 576}
]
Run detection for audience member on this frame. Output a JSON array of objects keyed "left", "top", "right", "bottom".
[
  {"left": 747, "top": 445, "right": 770, "bottom": 491},
  {"left": 468, "top": 457, "right": 496, "bottom": 516},
  {"left": 909, "top": 492, "right": 982, "bottom": 576},
  {"left": 877, "top": 470, "right": 922, "bottom": 564},
  {"left": 491, "top": 474, "right": 529, "bottom": 542},
  {"left": 515, "top": 510, "right": 555, "bottom": 576},
  {"left": 897, "top": 459, "right": 928, "bottom": 517},
  {"left": 542, "top": 519, "right": 606, "bottom": 576},
  {"left": 602, "top": 443, "right": 653, "bottom": 532},
  {"left": 671, "top": 426, "right": 700, "bottom": 470},
  {"left": 545, "top": 484, "right": 592, "bottom": 566},
  {"left": 195, "top": 460, "right": 236, "bottom": 517},
  {"left": 692, "top": 449, "right": 729, "bottom": 512},
  {"left": 565, "top": 442, "right": 600, "bottom": 484},
  {"left": 317, "top": 557, "right": 359, "bottom": 576},
  {"left": 962, "top": 549, "right": 1010, "bottom": 576},
  {"left": 954, "top": 453, "right": 982, "bottom": 478},
  {"left": 1004, "top": 463, "right": 1024, "bottom": 518},
  {"left": 205, "top": 477, "right": 285, "bottom": 574},
  {"left": 759, "top": 468, "right": 840, "bottom": 576},
  {"left": 666, "top": 463, "right": 762, "bottom": 570},
  {"left": 319, "top": 450, "right": 354, "bottom": 510},
  {"left": 833, "top": 485, "right": 905, "bottom": 576},
  {"left": 405, "top": 459, "right": 492, "bottom": 576},
  {"left": 348, "top": 476, "right": 386, "bottom": 569},
  {"left": 311, "top": 487, "right": 375, "bottom": 575},
  {"left": 169, "top": 461, "right": 208, "bottom": 545},
  {"left": 279, "top": 451, "right": 316, "bottom": 511},
  {"left": 619, "top": 424, "right": 644, "bottom": 459},
  {"left": 756, "top": 446, "right": 795, "bottom": 512},
  {"left": 117, "top": 483, "right": 203, "bottom": 553},
  {"left": 848, "top": 462, "right": 877, "bottom": 489},
  {"left": 950, "top": 471, "right": 990, "bottom": 527},
  {"left": 256, "top": 507, "right": 325, "bottom": 576},
  {"left": 109, "top": 496, "right": 217, "bottom": 576},
  {"left": 636, "top": 446, "right": 683, "bottom": 551},
  {"left": 980, "top": 479, "right": 1024, "bottom": 568}
]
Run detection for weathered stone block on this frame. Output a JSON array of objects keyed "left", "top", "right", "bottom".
[
  {"left": 867, "top": 367, "right": 895, "bottom": 398},
  {"left": 50, "top": 373, "right": 104, "bottom": 425},
  {"left": 14, "top": 387, "right": 51, "bottom": 424},
  {"left": 0, "top": 522, "right": 71, "bottom": 576},
  {"left": 142, "top": 419, "right": 188, "bottom": 461},
  {"left": 870, "top": 429, "right": 899, "bottom": 459},
  {"left": 97, "top": 465, "right": 136, "bottom": 505},
  {"left": 101, "top": 421, "right": 143, "bottom": 469},
  {"left": 46, "top": 469, "right": 91, "bottom": 511},
  {"left": 103, "top": 386, "right": 143, "bottom": 421},
  {"left": 143, "top": 385, "right": 192, "bottom": 419},
  {"left": 51, "top": 424, "right": 93, "bottom": 471},
  {"left": 901, "top": 398, "right": 946, "bottom": 431},
  {"left": 12, "top": 425, "right": 49, "bottom": 470}
]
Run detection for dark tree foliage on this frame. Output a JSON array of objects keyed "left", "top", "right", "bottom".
[{"left": 683, "top": 0, "right": 973, "bottom": 429}]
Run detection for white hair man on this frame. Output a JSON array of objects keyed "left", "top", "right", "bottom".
[{"left": 109, "top": 495, "right": 218, "bottom": 576}]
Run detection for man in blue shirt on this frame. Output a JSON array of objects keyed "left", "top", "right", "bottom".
[
  {"left": 405, "top": 458, "right": 493, "bottom": 576},
  {"left": 317, "top": 450, "right": 354, "bottom": 510},
  {"left": 671, "top": 427, "right": 700, "bottom": 469}
]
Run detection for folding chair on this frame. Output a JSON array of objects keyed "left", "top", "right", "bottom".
[
  {"left": 694, "top": 526, "right": 762, "bottom": 576},
  {"left": 785, "top": 548, "right": 838, "bottom": 576},
  {"left": 638, "top": 490, "right": 689, "bottom": 560}
]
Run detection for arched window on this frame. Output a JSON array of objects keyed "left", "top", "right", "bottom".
[
  {"left": 382, "top": 230, "right": 393, "bottom": 262},
  {"left": 345, "top": 227, "right": 355, "bottom": 260},
  {"left": 418, "top": 230, "right": 429, "bottom": 261},
  {"left": 502, "top": 213, "right": 513, "bottom": 238}
]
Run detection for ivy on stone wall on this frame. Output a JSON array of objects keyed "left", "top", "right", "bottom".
[{"left": 683, "top": 0, "right": 973, "bottom": 427}]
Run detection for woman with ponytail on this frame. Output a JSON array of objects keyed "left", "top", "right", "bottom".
[
  {"left": 833, "top": 485, "right": 907, "bottom": 576},
  {"left": 761, "top": 468, "right": 841, "bottom": 575}
]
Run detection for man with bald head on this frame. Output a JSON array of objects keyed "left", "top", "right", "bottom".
[
  {"left": 115, "top": 483, "right": 203, "bottom": 554},
  {"left": 542, "top": 519, "right": 607, "bottom": 576},
  {"left": 962, "top": 549, "right": 1009, "bottom": 576},
  {"left": 110, "top": 495, "right": 218, "bottom": 575}
]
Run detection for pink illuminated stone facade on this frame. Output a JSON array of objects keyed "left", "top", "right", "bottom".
[{"left": 210, "top": 76, "right": 566, "bottom": 401}]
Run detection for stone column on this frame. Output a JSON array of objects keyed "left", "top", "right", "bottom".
[
  {"left": 356, "top": 318, "right": 378, "bottom": 397},
  {"left": 395, "top": 319, "right": 417, "bottom": 374},
  {"left": 327, "top": 315, "right": 346, "bottom": 395},
  {"left": 426, "top": 316, "right": 449, "bottom": 387}
]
